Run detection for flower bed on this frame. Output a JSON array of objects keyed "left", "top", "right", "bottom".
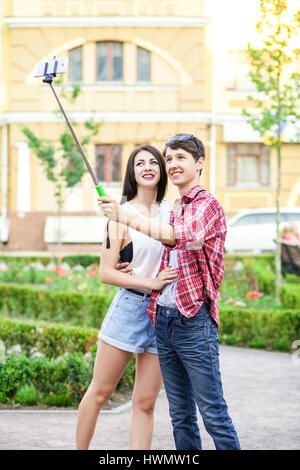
[
  {"left": 0, "top": 259, "right": 108, "bottom": 294},
  {"left": 219, "top": 255, "right": 299, "bottom": 310}
]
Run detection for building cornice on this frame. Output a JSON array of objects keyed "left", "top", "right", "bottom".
[
  {"left": 1, "top": 111, "right": 258, "bottom": 126},
  {"left": 42, "top": 84, "right": 180, "bottom": 92},
  {"left": 3, "top": 112, "right": 298, "bottom": 143},
  {"left": 0, "top": 111, "right": 214, "bottom": 124},
  {"left": 4, "top": 16, "right": 210, "bottom": 29}
]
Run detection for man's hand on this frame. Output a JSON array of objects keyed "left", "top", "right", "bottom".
[
  {"left": 150, "top": 267, "right": 178, "bottom": 291},
  {"left": 115, "top": 261, "right": 133, "bottom": 275},
  {"left": 98, "top": 196, "right": 176, "bottom": 246},
  {"left": 98, "top": 196, "right": 125, "bottom": 223},
  {"left": 172, "top": 198, "right": 181, "bottom": 216}
]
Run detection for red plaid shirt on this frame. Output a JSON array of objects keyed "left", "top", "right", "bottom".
[{"left": 147, "top": 185, "right": 227, "bottom": 328}]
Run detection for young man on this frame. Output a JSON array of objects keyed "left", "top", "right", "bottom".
[{"left": 98, "top": 134, "right": 241, "bottom": 450}]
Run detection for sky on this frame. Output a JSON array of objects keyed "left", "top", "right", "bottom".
[{"left": 210, "top": 0, "right": 300, "bottom": 52}]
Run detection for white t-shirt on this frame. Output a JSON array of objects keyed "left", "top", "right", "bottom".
[{"left": 122, "top": 200, "right": 171, "bottom": 280}]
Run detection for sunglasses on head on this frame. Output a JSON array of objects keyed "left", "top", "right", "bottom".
[
  {"left": 165, "top": 134, "right": 194, "bottom": 145},
  {"left": 165, "top": 134, "right": 202, "bottom": 153}
]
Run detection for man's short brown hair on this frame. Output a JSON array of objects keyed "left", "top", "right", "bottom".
[{"left": 163, "top": 133, "right": 205, "bottom": 174}]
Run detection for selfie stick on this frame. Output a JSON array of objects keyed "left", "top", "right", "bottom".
[{"left": 41, "top": 65, "right": 107, "bottom": 197}]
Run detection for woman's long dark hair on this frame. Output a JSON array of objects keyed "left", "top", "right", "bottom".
[{"left": 121, "top": 145, "right": 167, "bottom": 204}]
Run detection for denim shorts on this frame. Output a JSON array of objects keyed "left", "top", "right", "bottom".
[{"left": 98, "top": 288, "right": 158, "bottom": 354}]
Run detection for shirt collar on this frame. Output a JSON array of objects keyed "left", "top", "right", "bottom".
[{"left": 181, "top": 185, "right": 206, "bottom": 203}]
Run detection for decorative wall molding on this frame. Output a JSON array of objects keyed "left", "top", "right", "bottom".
[
  {"left": 1, "top": 111, "right": 214, "bottom": 124},
  {"left": 41, "top": 84, "right": 180, "bottom": 92},
  {"left": 4, "top": 16, "right": 210, "bottom": 29}
]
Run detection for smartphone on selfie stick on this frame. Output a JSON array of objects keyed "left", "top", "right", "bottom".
[{"left": 34, "top": 57, "right": 107, "bottom": 197}]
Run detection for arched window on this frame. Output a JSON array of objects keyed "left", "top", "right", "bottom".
[
  {"left": 69, "top": 46, "right": 82, "bottom": 82},
  {"left": 96, "top": 42, "right": 123, "bottom": 81},
  {"left": 137, "top": 47, "right": 150, "bottom": 82}
]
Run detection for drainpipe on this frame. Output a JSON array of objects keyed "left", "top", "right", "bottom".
[
  {"left": 209, "top": 3, "right": 217, "bottom": 196},
  {"left": 1, "top": 123, "right": 9, "bottom": 242},
  {"left": 0, "top": 1, "right": 9, "bottom": 243}
]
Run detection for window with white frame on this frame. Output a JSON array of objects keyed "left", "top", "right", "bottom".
[
  {"left": 96, "top": 145, "right": 122, "bottom": 183},
  {"left": 227, "top": 144, "right": 270, "bottom": 187},
  {"left": 96, "top": 42, "right": 123, "bottom": 81},
  {"left": 69, "top": 46, "right": 83, "bottom": 82},
  {"left": 67, "top": 43, "right": 154, "bottom": 85},
  {"left": 137, "top": 47, "right": 151, "bottom": 82}
]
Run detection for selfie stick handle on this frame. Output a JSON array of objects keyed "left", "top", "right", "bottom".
[{"left": 43, "top": 75, "right": 107, "bottom": 197}]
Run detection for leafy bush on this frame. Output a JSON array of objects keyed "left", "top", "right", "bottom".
[
  {"left": 242, "top": 257, "right": 275, "bottom": 295},
  {"left": 0, "top": 260, "right": 107, "bottom": 294},
  {"left": 0, "top": 317, "right": 99, "bottom": 357},
  {"left": 219, "top": 306, "right": 300, "bottom": 351},
  {"left": 0, "top": 353, "right": 33, "bottom": 403},
  {"left": 279, "top": 283, "right": 300, "bottom": 309},
  {"left": 220, "top": 254, "right": 280, "bottom": 309},
  {"left": 15, "top": 385, "right": 37, "bottom": 405},
  {"left": 284, "top": 274, "right": 300, "bottom": 284},
  {"left": 0, "top": 352, "right": 135, "bottom": 407},
  {"left": 61, "top": 255, "right": 100, "bottom": 267},
  {"left": 0, "top": 256, "right": 51, "bottom": 267},
  {"left": 0, "top": 254, "right": 99, "bottom": 267},
  {"left": 0, "top": 284, "right": 116, "bottom": 328}
]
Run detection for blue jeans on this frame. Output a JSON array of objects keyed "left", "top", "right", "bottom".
[{"left": 156, "top": 301, "right": 241, "bottom": 450}]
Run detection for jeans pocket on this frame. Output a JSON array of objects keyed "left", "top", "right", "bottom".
[
  {"left": 120, "top": 291, "right": 144, "bottom": 311},
  {"left": 178, "top": 301, "right": 210, "bottom": 331},
  {"left": 179, "top": 312, "right": 206, "bottom": 331}
]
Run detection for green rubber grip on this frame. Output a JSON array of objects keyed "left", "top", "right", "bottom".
[{"left": 95, "top": 184, "right": 107, "bottom": 197}]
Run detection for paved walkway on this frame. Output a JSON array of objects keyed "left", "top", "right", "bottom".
[{"left": 0, "top": 345, "right": 299, "bottom": 450}]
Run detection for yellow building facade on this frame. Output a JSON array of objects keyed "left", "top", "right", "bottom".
[{"left": 0, "top": 0, "right": 300, "bottom": 250}]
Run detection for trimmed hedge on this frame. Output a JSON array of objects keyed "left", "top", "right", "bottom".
[
  {"left": 279, "top": 283, "right": 300, "bottom": 309},
  {"left": 0, "top": 254, "right": 100, "bottom": 267},
  {"left": 0, "top": 315, "right": 135, "bottom": 407},
  {"left": 58, "top": 255, "right": 100, "bottom": 267},
  {"left": 0, "top": 352, "right": 135, "bottom": 407},
  {"left": 0, "top": 317, "right": 98, "bottom": 357},
  {"left": 219, "top": 306, "right": 300, "bottom": 351},
  {"left": 242, "top": 257, "right": 275, "bottom": 295},
  {"left": 1, "top": 304, "right": 299, "bottom": 406},
  {"left": 0, "top": 283, "right": 116, "bottom": 328},
  {"left": 224, "top": 253, "right": 275, "bottom": 265},
  {"left": 1, "top": 304, "right": 299, "bottom": 356}
]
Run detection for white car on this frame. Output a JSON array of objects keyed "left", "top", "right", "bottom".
[{"left": 224, "top": 207, "right": 300, "bottom": 253}]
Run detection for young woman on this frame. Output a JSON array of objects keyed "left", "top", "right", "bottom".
[{"left": 76, "top": 145, "right": 178, "bottom": 450}]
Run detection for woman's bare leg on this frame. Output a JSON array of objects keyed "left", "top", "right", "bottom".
[
  {"left": 130, "top": 352, "right": 162, "bottom": 449},
  {"left": 76, "top": 340, "right": 132, "bottom": 449}
]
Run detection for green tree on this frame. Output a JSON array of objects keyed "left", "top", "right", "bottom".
[
  {"left": 243, "top": 0, "right": 300, "bottom": 303},
  {"left": 23, "top": 80, "right": 100, "bottom": 254}
]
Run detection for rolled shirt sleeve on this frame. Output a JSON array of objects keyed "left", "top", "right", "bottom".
[{"left": 168, "top": 200, "right": 223, "bottom": 250}]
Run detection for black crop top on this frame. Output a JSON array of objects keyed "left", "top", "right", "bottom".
[{"left": 106, "top": 220, "right": 133, "bottom": 264}]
